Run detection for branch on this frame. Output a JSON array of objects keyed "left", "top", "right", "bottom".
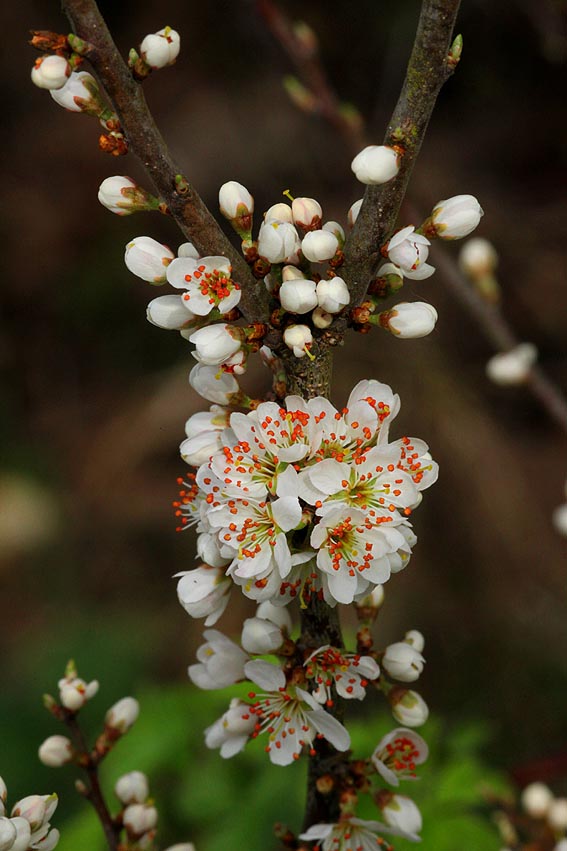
[
  {"left": 61, "top": 0, "right": 271, "bottom": 324},
  {"left": 341, "top": 0, "right": 461, "bottom": 304}
]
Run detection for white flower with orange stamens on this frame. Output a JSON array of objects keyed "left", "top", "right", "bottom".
[
  {"left": 304, "top": 645, "right": 380, "bottom": 705},
  {"left": 166, "top": 255, "right": 240, "bottom": 316},
  {"left": 188, "top": 629, "right": 249, "bottom": 690},
  {"left": 386, "top": 226, "right": 435, "bottom": 280},
  {"left": 299, "top": 817, "right": 407, "bottom": 851},
  {"left": 371, "top": 727, "right": 428, "bottom": 786}
]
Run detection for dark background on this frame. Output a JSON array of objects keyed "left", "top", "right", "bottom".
[{"left": 1, "top": 0, "right": 567, "bottom": 841}]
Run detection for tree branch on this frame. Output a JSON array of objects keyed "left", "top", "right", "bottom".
[
  {"left": 61, "top": 0, "right": 271, "bottom": 324},
  {"left": 341, "top": 0, "right": 461, "bottom": 304}
]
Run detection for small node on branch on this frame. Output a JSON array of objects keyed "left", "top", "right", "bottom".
[
  {"left": 283, "top": 75, "right": 317, "bottom": 113},
  {"left": 447, "top": 33, "right": 463, "bottom": 71},
  {"left": 29, "top": 30, "right": 70, "bottom": 53},
  {"left": 174, "top": 174, "right": 190, "bottom": 195},
  {"left": 67, "top": 32, "right": 93, "bottom": 56},
  {"left": 99, "top": 132, "right": 128, "bottom": 156}
]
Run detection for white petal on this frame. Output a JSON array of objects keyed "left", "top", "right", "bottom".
[{"left": 244, "top": 659, "right": 285, "bottom": 691}]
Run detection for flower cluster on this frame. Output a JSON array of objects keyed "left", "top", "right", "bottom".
[
  {"left": 0, "top": 780, "right": 59, "bottom": 851},
  {"left": 175, "top": 379, "right": 436, "bottom": 607}
]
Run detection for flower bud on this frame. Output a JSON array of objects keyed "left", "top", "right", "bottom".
[
  {"left": 5, "top": 818, "right": 30, "bottom": 851},
  {"left": 347, "top": 199, "right": 363, "bottom": 228},
  {"left": 282, "top": 265, "right": 305, "bottom": 281},
  {"left": 0, "top": 779, "right": 6, "bottom": 805},
  {"left": 123, "top": 803, "right": 158, "bottom": 836},
  {"left": 105, "top": 697, "right": 140, "bottom": 733},
  {"left": 176, "top": 564, "right": 231, "bottom": 624},
  {"left": 380, "top": 302, "right": 438, "bottom": 339},
  {"left": 383, "top": 642, "right": 425, "bottom": 682},
  {"left": 115, "top": 771, "right": 149, "bottom": 806},
  {"left": 256, "top": 601, "right": 292, "bottom": 633},
  {"left": 301, "top": 230, "right": 338, "bottom": 263},
  {"left": 31, "top": 55, "right": 70, "bottom": 90},
  {"left": 146, "top": 295, "right": 194, "bottom": 330},
  {"left": 355, "top": 585, "right": 384, "bottom": 620},
  {"left": 38, "top": 735, "right": 74, "bottom": 767},
  {"left": 351, "top": 145, "right": 400, "bottom": 185},
  {"left": 458, "top": 237, "right": 498, "bottom": 278},
  {"left": 280, "top": 279, "right": 318, "bottom": 314},
  {"left": 258, "top": 221, "right": 300, "bottom": 263},
  {"left": 189, "top": 363, "right": 240, "bottom": 405},
  {"left": 552, "top": 504, "right": 567, "bottom": 538},
  {"left": 292, "top": 197, "right": 322, "bottom": 230},
  {"left": 404, "top": 630, "right": 425, "bottom": 653},
  {"left": 241, "top": 617, "right": 284, "bottom": 654},
  {"left": 189, "top": 324, "right": 242, "bottom": 366},
  {"left": 50, "top": 71, "right": 100, "bottom": 113},
  {"left": 0, "top": 818, "right": 17, "bottom": 851},
  {"left": 283, "top": 325, "right": 313, "bottom": 358},
  {"left": 548, "top": 798, "right": 567, "bottom": 831},
  {"left": 378, "top": 793, "right": 422, "bottom": 841},
  {"left": 219, "top": 181, "right": 254, "bottom": 237},
  {"left": 11, "top": 796, "right": 54, "bottom": 833},
  {"left": 389, "top": 688, "right": 429, "bottom": 727},
  {"left": 312, "top": 307, "right": 333, "bottom": 329},
  {"left": 316, "top": 277, "right": 350, "bottom": 314},
  {"left": 322, "top": 221, "right": 345, "bottom": 246},
  {"left": 98, "top": 176, "right": 158, "bottom": 216},
  {"left": 431, "top": 194, "right": 483, "bottom": 239},
  {"left": 125, "top": 237, "right": 174, "bottom": 283},
  {"left": 264, "top": 203, "right": 293, "bottom": 223},
  {"left": 140, "top": 27, "right": 180, "bottom": 69},
  {"left": 386, "top": 226, "right": 434, "bottom": 279},
  {"left": 521, "top": 782, "right": 553, "bottom": 818},
  {"left": 485, "top": 343, "right": 537, "bottom": 386},
  {"left": 58, "top": 676, "right": 99, "bottom": 711}
]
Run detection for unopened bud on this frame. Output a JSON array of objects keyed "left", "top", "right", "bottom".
[
  {"left": 383, "top": 642, "right": 425, "bottom": 682},
  {"left": 140, "top": 26, "right": 180, "bottom": 69},
  {"left": 124, "top": 236, "right": 175, "bottom": 283},
  {"left": 280, "top": 279, "right": 318, "bottom": 314},
  {"left": 316, "top": 277, "right": 350, "bottom": 314},
  {"left": 292, "top": 197, "right": 322, "bottom": 230},
  {"left": 219, "top": 181, "right": 254, "bottom": 238},
  {"left": 98, "top": 176, "right": 159, "bottom": 216},
  {"left": 322, "top": 221, "right": 345, "bottom": 246},
  {"left": 38, "top": 735, "right": 74, "bottom": 767},
  {"left": 31, "top": 55, "right": 70, "bottom": 90},
  {"left": 378, "top": 302, "right": 438, "bottom": 339},
  {"left": 404, "top": 630, "right": 425, "bottom": 653},
  {"left": 351, "top": 145, "right": 400, "bottom": 185},
  {"left": 548, "top": 798, "right": 567, "bottom": 831},
  {"left": 485, "top": 343, "right": 537, "bottom": 386},
  {"left": 50, "top": 71, "right": 102, "bottom": 114},
  {"left": 389, "top": 688, "right": 429, "bottom": 727},
  {"left": 265, "top": 203, "right": 293, "bottom": 224},
  {"left": 283, "top": 324, "right": 313, "bottom": 359},
  {"left": 521, "top": 782, "right": 553, "bottom": 818},
  {"left": 5, "top": 818, "right": 30, "bottom": 851},
  {"left": 301, "top": 230, "right": 338, "bottom": 263},
  {"left": 241, "top": 617, "right": 284, "bottom": 655},
  {"left": 115, "top": 771, "right": 149, "bottom": 806},
  {"left": 123, "top": 803, "right": 158, "bottom": 837},
  {"left": 347, "top": 199, "right": 363, "bottom": 228},
  {"left": 189, "top": 324, "right": 243, "bottom": 366},
  {"left": 312, "top": 306, "right": 333, "bottom": 329},
  {"left": 429, "top": 194, "right": 483, "bottom": 240},
  {"left": 105, "top": 697, "right": 140, "bottom": 733},
  {"left": 458, "top": 237, "right": 498, "bottom": 279}
]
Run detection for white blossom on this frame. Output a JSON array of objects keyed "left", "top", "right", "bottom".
[
  {"left": 167, "top": 255, "right": 240, "bottom": 316},
  {"left": 258, "top": 220, "right": 300, "bottom": 263},
  {"left": 58, "top": 673, "right": 99, "bottom": 711},
  {"left": 291, "top": 197, "right": 322, "bottom": 229},
  {"left": 204, "top": 698, "right": 256, "bottom": 758},
  {"left": 180, "top": 406, "right": 230, "bottom": 467},
  {"left": 386, "top": 226, "right": 434, "bottom": 279},
  {"left": 486, "top": 343, "right": 537, "bottom": 386},
  {"left": 351, "top": 145, "right": 400, "bottom": 185},
  {"left": 178, "top": 242, "right": 200, "bottom": 259},
  {"left": 125, "top": 237, "right": 175, "bottom": 283},
  {"left": 301, "top": 230, "right": 338, "bottom": 263},
  {"left": 123, "top": 803, "right": 158, "bottom": 836},
  {"left": 299, "top": 818, "right": 403, "bottom": 851},
  {"left": 431, "top": 194, "right": 483, "bottom": 239},
  {"left": 188, "top": 629, "right": 248, "bottom": 689},
  {"left": 404, "top": 630, "right": 425, "bottom": 652},
  {"left": 304, "top": 645, "right": 380, "bottom": 703},
  {"left": 176, "top": 565, "right": 232, "bottom": 625},
  {"left": 521, "top": 782, "right": 553, "bottom": 818},
  {"left": 264, "top": 203, "right": 293, "bottom": 224},
  {"left": 31, "top": 55, "right": 70, "bottom": 90},
  {"left": 105, "top": 697, "right": 140, "bottom": 732},
  {"left": 219, "top": 181, "right": 253, "bottom": 220},
  {"left": 548, "top": 799, "right": 567, "bottom": 831},
  {"left": 50, "top": 71, "right": 98, "bottom": 112},
  {"left": 255, "top": 600, "right": 292, "bottom": 633},
  {"left": 114, "top": 772, "right": 149, "bottom": 806},
  {"left": 140, "top": 27, "right": 180, "bottom": 68},
  {"left": 371, "top": 727, "right": 428, "bottom": 785},
  {"left": 0, "top": 819, "right": 17, "bottom": 850},
  {"left": 283, "top": 324, "right": 313, "bottom": 358},
  {"left": 5, "top": 818, "right": 30, "bottom": 851},
  {"left": 280, "top": 279, "right": 318, "bottom": 313},
  {"left": 241, "top": 617, "right": 284, "bottom": 654},
  {"left": 312, "top": 307, "right": 333, "bottom": 328},
  {"left": 383, "top": 641, "right": 425, "bottom": 682},
  {"left": 282, "top": 265, "right": 305, "bottom": 281},
  {"left": 189, "top": 324, "right": 242, "bottom": 366},
  {"left": 390, "top": 689, "right": 429, "bottom": 727},
  {"left": 147, "top": 295, "right": 194, "bottom": 330},
  {"left": 38, "top": 736, "right": 73, "bottom": 768},
  {"left": 378, "top": 792, "right": 422, "bottom": 841},
  {"left": 382, "top": 302, "right": 438, "bottom": 338},
  {"left": 316, "top": 277, "right": 350, "bottom": 314},
  {"left": 322, "top": 221, "right": 345, "bottom": 244},
  {"left": 189, "top": 363, "right": 240, "bottom": 405}
]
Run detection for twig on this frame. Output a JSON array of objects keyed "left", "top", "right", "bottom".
[
  {"left": 341, "top": 0, "right": 461, "bottom": 305},
  {"left": 61, "top": 0, "right": 271, "bottom": 325}
]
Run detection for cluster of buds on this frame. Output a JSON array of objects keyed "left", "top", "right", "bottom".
[
  {"left": 494, "top": 782, "right": 567, "bottom": 851},
  {"left": 0, "top": 779, "right": 59, "bottom": 851}
]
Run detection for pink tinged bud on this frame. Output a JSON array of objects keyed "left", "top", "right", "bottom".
[
  {"left": 189, "top": 324, "right": 242, "bottom": 366},
  {"left": 115, "top": 771, "right": 149, "bottom": 806},
  {"left": 322, "top": 221, "right": 345, "bottom": 245},
  {"left": 241, "top": 617, "right": 284, "bottom": 654},
  {"left": 552, "top": 504, "right": 567, "bottom": 538},
  {"left": 383, "top": 642, "right": 425, "bottom": 682},
  {"left": 31, "top": 55, "right": 70, "bottom": 90},
  {"left": 125, "top": 237, "right": 175, "bottom": 283},
  {"left": 189, "top": 363, "right": 239, "bottom": 405},
  {"left": 521, "top": 783, "right": 553, "bottom": 818},
  {"left": 283, "top": 324, "right": 313, "bottom": 358},
  {"left": 316, "top": 277, "right": 350, "bottom": 314},
  {"left": 485, "top": 343, "right": 537, "bottom": 386},
  {"left": 280, "top": 279, "right": 318, "bottom": 314},
  {"left": 50, "top": 71, "right": 98, "bottom": 112},
  {"left": 123, "top": 803, "right": 158, "bottom": 836},
  {"left": 105, "top": 697, "right": 140, "bottom": 732},
  {"left": 390, "top": 689, "right": 429, "bottom": 727},
  {"left": 301, "top": 230, "right": 338, "bottom": 263},
  {"left": 219, "top": 181, "right": 254, "bottom": 220},
  {"left": 351, "top": 145, "right": 400, "bottom": 185},
  {"left": 348, "top": 199, "right": 363, "bottom": 228},
  {"left": 382, "top": 302, "right": 438, "bottom": 339},
  {"left": 404, "top": 630, "right": 425, "bottom": 652},
  {"left": 459, "top": 237, "right": 498, "bottom": 278},
  {"left": 5, "top": 818, "right": 30, "bottom": 851},
  {"left": 431, "top": 194, "right": 483, "bottom": 239},
  {"left": 140, "top": 27, "right": 180, "bottom": 69},
  {"left": 0, "top": 818, "right": 17, "bottom": 851},
  {"left": 38, "top": 735, "right": 73, "bottom": 767},
  {"left": 291, "top": 197, "right": 322, "bottom": 229},
  {"left": 312, "top": 306, "right": 333, "bottom": 329},
  {"left": 147, "top": 295, "right": 194, "bottom": 330},
  {"left": 264, "top": 203, "right": 293, "bottom": 224},
  {"left": 258, "top": 221, "right": 300, "bottom": 263}
]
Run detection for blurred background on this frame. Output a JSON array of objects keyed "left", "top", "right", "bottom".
[{"left": 1, "top": 0, "right": 567, "bottom": 848}]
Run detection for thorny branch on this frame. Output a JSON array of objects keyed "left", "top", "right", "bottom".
[{"left": 62, "top": 0, "right": 271, "bottom": 325}]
